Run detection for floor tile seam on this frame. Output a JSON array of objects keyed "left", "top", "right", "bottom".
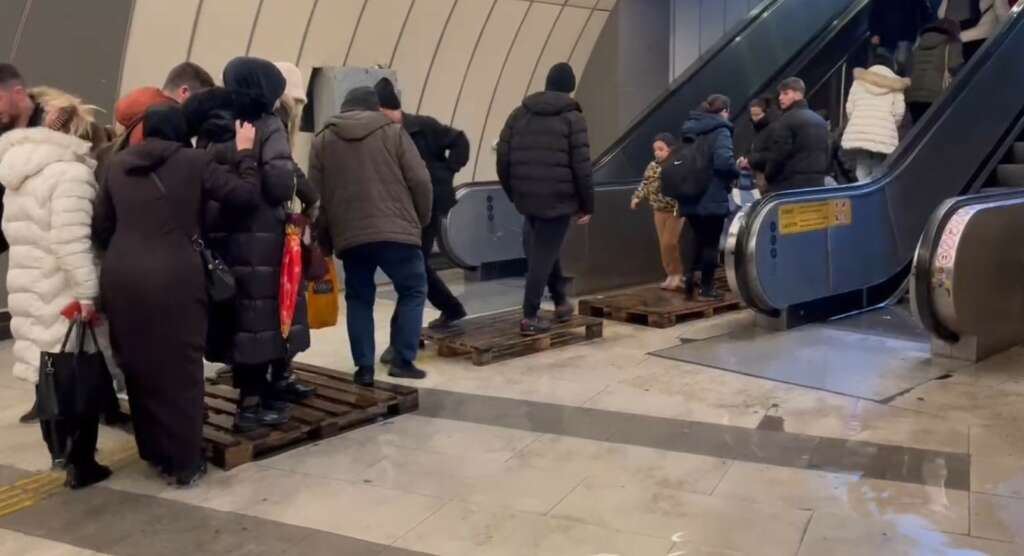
[
  {"left": 792, "top": 510, "right": 816, "bottom": 556},
  {"left": 541, "top": 506, "right": 712, "bottom": 546},
  {"left": 388, "top": 499, "right": 454, "bottom": 549},
  {"left": 542, "top": 474, "right": 588, "bottom": 517},
  {"left": 706, "top": 459, "right": 735, "bottom": 497},
  {"left": 231, "top": 463, "right": 451, "bottom": 504},
  {"left": 502, "top": 433, "right": 546, "bottom": 464}
]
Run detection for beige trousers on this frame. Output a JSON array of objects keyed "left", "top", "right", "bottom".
[{"left": 653, "top": 210, "right": 684, "bottom": 276}]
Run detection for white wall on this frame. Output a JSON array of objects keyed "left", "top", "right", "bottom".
[{"left": 671, "top": 0, "right": 761, "bottom": 79}]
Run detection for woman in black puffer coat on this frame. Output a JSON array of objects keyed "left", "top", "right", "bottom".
[{"left": 183, "top": 57, "right": 309, "bottom": 432}]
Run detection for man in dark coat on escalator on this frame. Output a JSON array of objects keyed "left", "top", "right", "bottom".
[{"left": 745, "top": 77, "right": 830, "bottom": 193}]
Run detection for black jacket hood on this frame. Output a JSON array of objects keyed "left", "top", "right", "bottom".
[
  {"left": 681, "top": 111, "right": 733, "bottom": 137},
  {"left": 522, "top": 91, "right": 581, "bottom": 116}
]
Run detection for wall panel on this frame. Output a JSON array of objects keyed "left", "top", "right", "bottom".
[
  {"left": 528, "top": 6, "right": 590, "bottom": 93},
  {"left": 189, "top": 0, "right": 262, "bottom": 83},
  {"left": 391, "top": 0, "right": 456, "bottom": 111},
  {"left": 13, "top": 0, "right": 133, "bottom": 121},
  {"left": 296, "top": 0, "right": 364, "bottom": 77},
  {"left": 120, "top": 0, "right": 201, "bottom": 95},
  {"left": 248, "top": 0, "right": 317, "bottom": 63},
  {"left": 475, "top": 2, "right": 561, "bottom": 181},
  {"left": 346, "top": 0, "right": 413, "bottom": 67},
  {"left": 451, "top": 0, "right": 529, "bottom": 182},
  {"left": 418, "top": 0, "right": 495, "bottom": 120},
  {"left": 0, "top": 0, "right": 29, "bottom": 63},
  {"left": 569, "top": 10, "right": 608, "bottom": 74}
]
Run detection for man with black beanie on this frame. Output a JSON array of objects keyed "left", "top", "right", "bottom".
[
  {"left": 374, "top": 78, "right": 470, "bottom": 343},
  {"left": 497, "top": 62, "right": 594, "bottom": 336}
]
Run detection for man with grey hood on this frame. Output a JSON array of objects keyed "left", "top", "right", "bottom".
[{"left": 310, "top": 87, "right": 432, "bottom": 386}]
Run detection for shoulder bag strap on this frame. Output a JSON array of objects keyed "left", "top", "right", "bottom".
[{"left": 149, "top": 172, "right": 203, "bottom": 251}]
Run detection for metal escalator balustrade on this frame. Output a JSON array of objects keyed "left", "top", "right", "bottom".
[
  {"left": 441, "top": 0, "right": 869, "bottom": 290},
  {"left": 729, "top": 6, "right": 1024, "bottom": 328}
]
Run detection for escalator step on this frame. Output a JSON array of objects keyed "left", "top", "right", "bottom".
[
  {"left": 995, "top": 164, "right": 1024, "bottom": 187},
  {"left": 1013, "top": 142, "right": 1024, "bottom": 164}
]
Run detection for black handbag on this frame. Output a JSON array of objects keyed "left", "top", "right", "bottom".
[
  {"left": 36, "top": 319, "right": 114, "bottom": 421},
  {"left": 149, "top": 172, "right": 236, "bottom": 302}
]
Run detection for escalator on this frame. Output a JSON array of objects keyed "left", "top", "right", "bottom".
[
  {"left": 728, "top": 5, "right": 1024, "bottom": 329},
  {"left": 441, "top": 0, "right": 872, "bottom": 292}
]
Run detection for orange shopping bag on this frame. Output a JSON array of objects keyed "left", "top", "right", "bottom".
[{"left": 307, "top": 262, "right": 339, "bottom": 329}]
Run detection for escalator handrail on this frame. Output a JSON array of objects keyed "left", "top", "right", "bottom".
[
  {"left": 735, "top": 8, "right": 1024, "bottom": 314},
  {"left": 593, "top": 0, "right": 870, "bottom": 174}
]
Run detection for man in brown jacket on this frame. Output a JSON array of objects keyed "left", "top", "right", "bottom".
[{"left": 310, "top": 87, "right": 432, "bottom": 386}]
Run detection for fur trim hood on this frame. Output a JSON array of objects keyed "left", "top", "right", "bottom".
[
  {"left": 0, "top": 127, "right": 95, "bottom": 191},
  {"left": 853, "top": 66, "right": 911, "bottom": 94}
]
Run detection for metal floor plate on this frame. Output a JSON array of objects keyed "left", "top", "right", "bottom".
[{"left": 651, "top": 311, "right": 971, "bottom": 402}]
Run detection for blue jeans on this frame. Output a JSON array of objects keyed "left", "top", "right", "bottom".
[{"left": 339, "top": 242, "right": 426, "bottom": 368}]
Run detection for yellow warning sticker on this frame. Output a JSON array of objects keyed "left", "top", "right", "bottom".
[{"left": 778, "top": 198, "right": 852, "bottom": 235}]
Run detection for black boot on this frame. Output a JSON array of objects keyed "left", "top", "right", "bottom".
[
  {"left": 234, "top": 397, "right": 288, "bottom": 433},
  {"left": 65, "top": 461, "right": 112, "bottom": 490},
  {"left": 174, "top": 460, "right": 207, "bottom": 488},
  {"left": 380, "top": 346, "right": 395, "bottom": 365},
  {"left": 354, "top": 366, "right": 375, "bottom": 387},
  {"left": 19, "top": 401, "right": 39, "bottom": 424},
  {"left": 270, "top": 362, "right": 315, "bottom": 403},
  {"left": 388, "top": 361, "right": 427, "bottom": 380},
  {"left": 698, "top": 272, "right": 723, "bottom": 301}
]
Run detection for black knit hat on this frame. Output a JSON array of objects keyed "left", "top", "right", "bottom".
[
  {"left": 545, "top": 62, "right": 576, "bottom": 94},
  {"left": 341, "top": 86, "right": 381, "bottom": 112},
  {"left": 374, "top": 78, "right": 402, "bottom": 110}
]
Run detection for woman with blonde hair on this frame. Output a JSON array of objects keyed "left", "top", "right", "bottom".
[{"left": 0, "top": 86, "right": 110, "bottom": 488}]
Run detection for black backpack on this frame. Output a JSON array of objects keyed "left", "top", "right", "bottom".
[{"left": 660, "top": 134, "right": 713, "bottom": 203}]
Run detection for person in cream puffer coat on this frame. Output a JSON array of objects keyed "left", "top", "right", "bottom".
[
  {"left": 0, "top": 87, "right": 101, "bottom": 386},
  {"left": 841, "top": 65, "right": 911, "bottom": 181}
]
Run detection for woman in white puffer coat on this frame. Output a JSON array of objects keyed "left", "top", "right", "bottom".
[
  {"left": 0, "top": 86, "right": 115, "bottom": 488},
  {"left": 841, "top": 65, "right": 911, "bottom": 181}
]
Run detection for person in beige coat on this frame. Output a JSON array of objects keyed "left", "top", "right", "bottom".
[
  {"left": 841, "top": 65, "right": 911, "bottom": 181},
  {"left": 310, "top": 87, "right": 431, "bottom": 386}
]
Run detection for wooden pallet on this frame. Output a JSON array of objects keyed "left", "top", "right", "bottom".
[
  {"left": 421, "top": 309, "right": 603, "bottom": 366},
  {"left": 578, "top": 280, "right": 743, "bottom": 329},
  {"left": 120, "top": 363, "right": 418, "bottom": 470}
]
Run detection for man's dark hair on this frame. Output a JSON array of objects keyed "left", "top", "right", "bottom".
[
  {"left": 749, "top": 98, "right": 769, "bottom": 111},
  {"left": 0, "top": 63, "right": 25, "bottom": 88},
  {"left": 700, "top": 94, "right": 731, "bottom": 114},
  {"left": 778, "top": 77, "right": 806, "bottom": 94},
  {"left": 162, "top": 62, "right": 215, "bottom": 94}
]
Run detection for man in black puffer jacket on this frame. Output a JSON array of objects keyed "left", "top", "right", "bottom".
[
  {"left": 749, "top": 78, "right": 830, "bottom": 193},
  {"left": 497, "top": 63, "right": 594, "bottom": 336}
]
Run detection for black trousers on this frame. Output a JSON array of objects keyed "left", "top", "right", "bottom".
[
  {"left": 422, "top": 217, "right": 465, "bottom": 318},
  {"left": 40, "top": 414, "right": 99, "bottom": 467},
  {"left": 680, "top": 214, "right": 726, "bottom": 290},
  {"left": 522, "top": 215, "right": 571, "bottom": 318}
]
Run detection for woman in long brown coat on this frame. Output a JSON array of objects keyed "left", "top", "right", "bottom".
[{"left": 93, "top": 106, "right": 259, "bottom": 486}]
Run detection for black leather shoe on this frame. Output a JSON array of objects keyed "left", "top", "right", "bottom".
[
  {"left": 174, "top": 461, "right": 207, "bottom": 488},
  {"left": 428, "top": 308, "right": 468, "bottom": 329},
  {"left": 699, "top": 288, "right": 724, "bottom": 302},
  {"left": 380, "top": 346, "right": 395, "bottom": 365},
  {"left": 388, "top": 363, "right": 427, "bottom": 380},
  {"left": 65, "top": 462, "right": 112, "bottom": 490},
  {"left": 354, "top": 366, "right": 375, "bottom": 387}
]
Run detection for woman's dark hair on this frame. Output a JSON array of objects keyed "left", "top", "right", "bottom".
[
  {"left": 701, "top": 94, "right": 731, "bottom": 114},
  {"left": 749, "top": 98, "right": 769, "bottom": 112},
  {"left": 652, "top": 132, "right": 678, "bottom": 149},
  {"left": 927, "top": 18, "right": 962, "bottom": 41}
]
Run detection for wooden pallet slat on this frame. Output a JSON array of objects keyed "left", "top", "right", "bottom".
[
  {"left": 579, "top": 283, "right": 743, "bottom": 329},
  {"left": 421, "top": 309, "right": 603, "bottom": 366},
  {"left": 119, "top": 364, "right": 418, "bottom": 470}
]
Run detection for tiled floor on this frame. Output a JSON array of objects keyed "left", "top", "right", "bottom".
[{"left": 2, "top": 291, "right": 1024, "bottom": 555}]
